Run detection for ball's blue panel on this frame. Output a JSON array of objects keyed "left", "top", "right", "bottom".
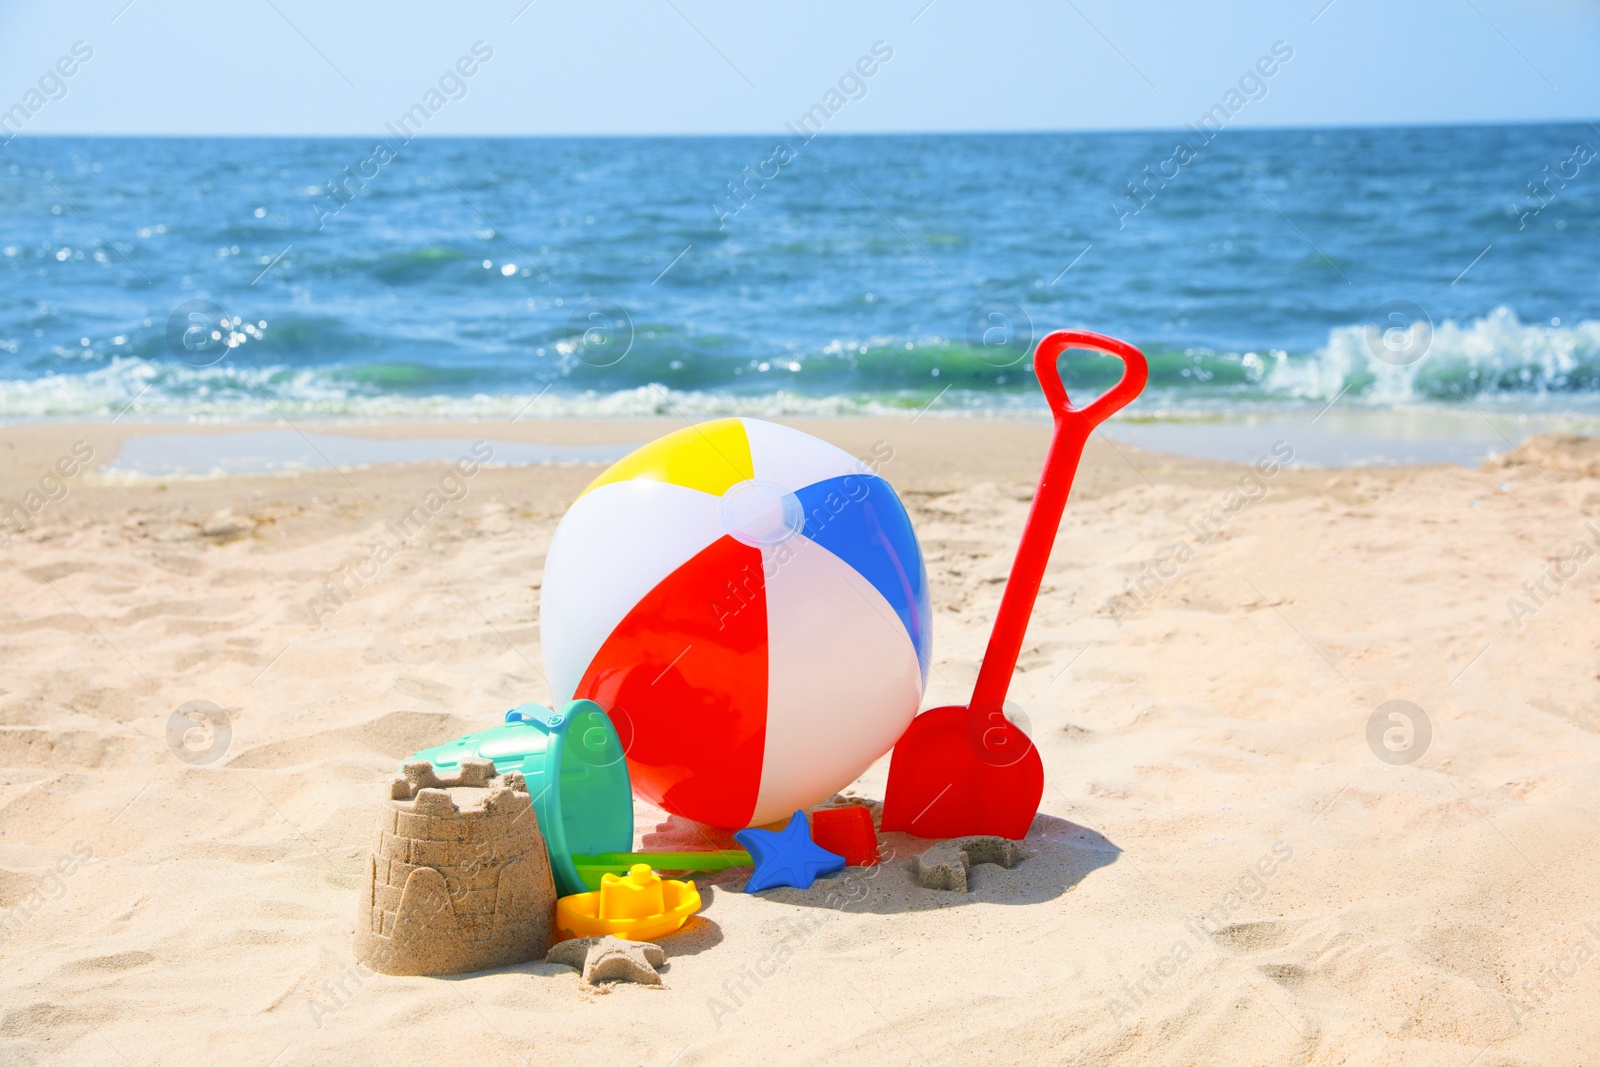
[{"left": 793, "top": 473, "right": 931, "bottom": 682}]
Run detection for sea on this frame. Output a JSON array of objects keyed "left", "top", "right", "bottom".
[{"left": 3, "top": 125, "right": 1598, "bottom": 450}]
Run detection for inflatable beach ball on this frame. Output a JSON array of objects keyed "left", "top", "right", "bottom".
[{"left": 541, "top": 418, "right": 931, "bottom": 829}]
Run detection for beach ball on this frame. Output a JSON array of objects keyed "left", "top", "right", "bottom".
[{"left": 541, "top": 418, "right": 931, "bottom": 829}]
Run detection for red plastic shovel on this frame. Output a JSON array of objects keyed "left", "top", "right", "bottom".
[{"left": 880, "top": 330, "right": 1149, "bottom": 840}]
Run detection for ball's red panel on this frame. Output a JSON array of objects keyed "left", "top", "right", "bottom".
[{"left": 572, "top": 534, "right": 769, "bottom": 829}]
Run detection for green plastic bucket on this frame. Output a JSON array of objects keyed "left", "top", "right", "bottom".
[{"left": 408, "top": 699, "right": 633, "bottom": 896}]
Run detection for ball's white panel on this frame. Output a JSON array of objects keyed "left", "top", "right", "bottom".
[
  {"left": 751, "top": 535, "right": 923, "bottom": 826},
  {"left": 742, "top": 418, "right": 873, "bottom": 495},
  {"left": 540, "top": 480, "right": 724, "bottom": 702}
]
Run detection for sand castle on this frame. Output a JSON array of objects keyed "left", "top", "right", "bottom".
[{"left": 354, "top": 758, "right": 557, "bottom": 976}]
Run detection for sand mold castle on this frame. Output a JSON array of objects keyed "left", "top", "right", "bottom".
[{"left": 354, "top": 757, "right": 557, "bottom": 976}]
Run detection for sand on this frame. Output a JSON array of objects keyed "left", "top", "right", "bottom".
[{"left": 1, "top": 416, "right": 1597, "bottom": 1066}]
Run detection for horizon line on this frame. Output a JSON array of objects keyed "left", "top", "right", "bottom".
[{"left": 3, "top": 116, "right": 1598, "bottom": 142}]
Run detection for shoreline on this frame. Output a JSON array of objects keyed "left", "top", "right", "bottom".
[{"left": 5, "top": 408, "right": 1597, "bottom": 487}]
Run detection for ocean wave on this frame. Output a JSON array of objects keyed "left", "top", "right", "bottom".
[
  {"left": 0, "top": 356, "right": 1041, "bottom": 421},
  {"left": 1260, "top": 307, "right": 1600, "bottom": 402},
  {"left": 0, "top": 309, "right": 1596, "bottom": 422}
]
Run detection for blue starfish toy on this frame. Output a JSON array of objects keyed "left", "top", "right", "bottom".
[{"left": 735, "top": 810, "right": 846, "bottom": 893}]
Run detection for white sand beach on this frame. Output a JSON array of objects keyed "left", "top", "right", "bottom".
[{"left": 1, "top": 417, "right": 1598, "bottom": 1066}]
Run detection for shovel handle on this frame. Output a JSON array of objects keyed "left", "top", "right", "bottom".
[
  {"left": 968, "top": 330, "right": 1148, "bottom": 714},
  {"left": 1032, "top": 330, "right": 1150, "bottom": 430}
]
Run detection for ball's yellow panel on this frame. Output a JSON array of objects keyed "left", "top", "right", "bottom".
[{"left": 579, "top": 417, "right": 753, "bottom": 500}]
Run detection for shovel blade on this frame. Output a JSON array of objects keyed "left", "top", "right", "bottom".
[{"left": 880, "top": 705, "right": 1043, "bottom": 840}]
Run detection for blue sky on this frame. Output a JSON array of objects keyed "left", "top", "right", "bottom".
[{"left": 1, "top": 0, "right": 1597, "bottom": 136}]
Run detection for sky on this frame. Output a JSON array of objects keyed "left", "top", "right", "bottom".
[{"left": 0, "top": 0, "right": 1597, "bottom": 137}]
